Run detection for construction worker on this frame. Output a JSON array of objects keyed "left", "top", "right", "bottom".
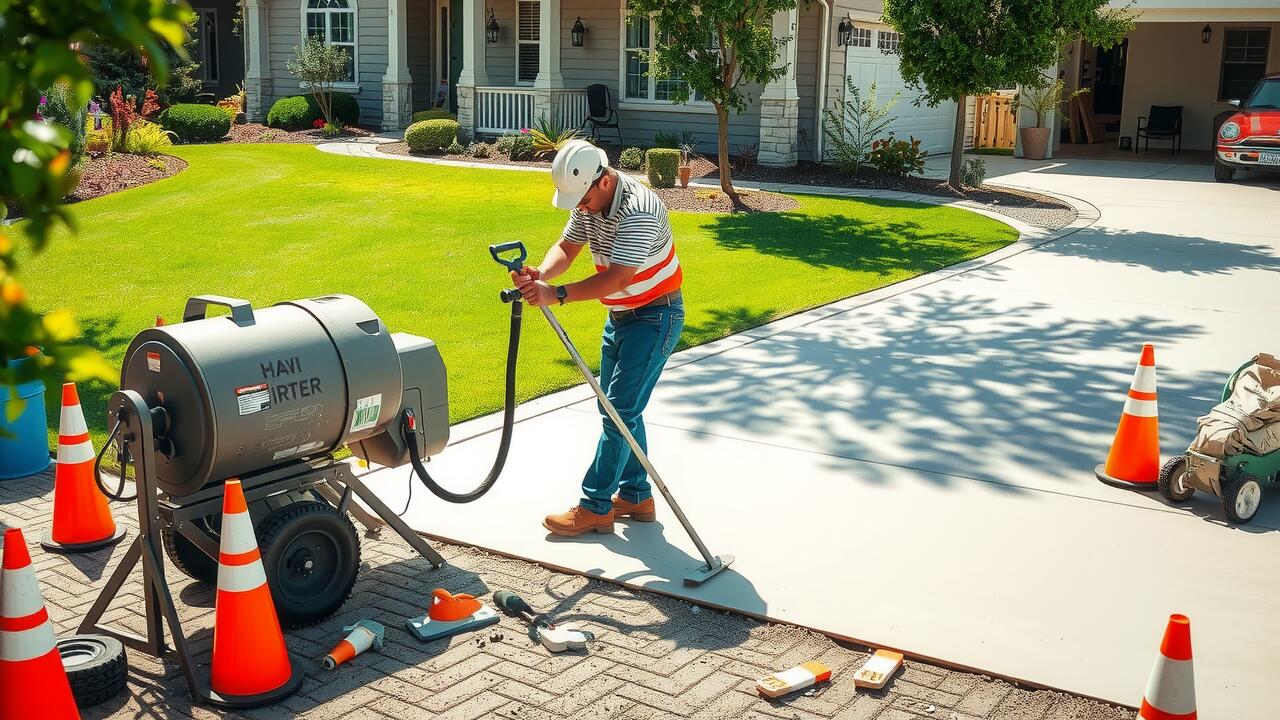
[{"left": 512, "top": 139, "right": 684, "bottom": 536}]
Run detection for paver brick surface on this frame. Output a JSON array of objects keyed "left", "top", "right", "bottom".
[{"left": 1, "top": 469, "right": 1128, "bottom": 719}]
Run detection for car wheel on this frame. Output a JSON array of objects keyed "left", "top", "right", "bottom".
[
  {"left": 1214, "top": 160, "right": 1235, "bottom": 183},
  {"left": 1220, "top": 473, "right": 1263, "bottom": 524},
  {"left": 1157, "top": 456, "right": 1196, "bottom": 502},
  {"left": 258, "top": 500, "right": 360, "bottom": 628},
  {"left": 58, "top": 634, "right": 128, "bottom": 708}
]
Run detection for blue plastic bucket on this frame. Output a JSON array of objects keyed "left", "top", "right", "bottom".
[{"left": 0, "top": 355, "right": 53, "bottom": 480}]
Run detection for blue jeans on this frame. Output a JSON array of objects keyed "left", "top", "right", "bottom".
[{"left": 579, "top": 301, "right": 685, "bottom": 515}]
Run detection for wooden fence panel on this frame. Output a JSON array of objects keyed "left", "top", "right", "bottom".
[{"left": 974, "top": 94, "right": 1016, "bottom": 149}]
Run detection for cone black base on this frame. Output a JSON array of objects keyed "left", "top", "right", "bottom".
[
  {"left": 205, "top": 655, "right": 305, "bottom": 710},
  {"left": 1095, "top": 464, "right": 1157, "bottom": 490},
  {"left": 40, "top": 526, "right": 127, "bottom": 554}
]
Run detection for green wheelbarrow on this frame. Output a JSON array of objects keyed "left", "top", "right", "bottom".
[{"left": 1158, "top": 359, "right": 1280, "bottom": 524}]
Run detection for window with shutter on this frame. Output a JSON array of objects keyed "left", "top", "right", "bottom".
[
  {"left": 517, "top": 0, "right": 540, "bottom": 84},
  {"left": 1220, "top": 28, "right": 1270, "bottom": 101}
]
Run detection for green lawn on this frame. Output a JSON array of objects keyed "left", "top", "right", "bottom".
[{"left": 23, "top": 143, "right": 1016, "bottom": 448}]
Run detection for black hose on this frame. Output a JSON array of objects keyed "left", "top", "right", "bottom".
[
  {"left": 94, "top": 418, "right": 137, "bottom": 502},
  {"left": 401, "top": 297, "right": 522, "bottom": 504}
]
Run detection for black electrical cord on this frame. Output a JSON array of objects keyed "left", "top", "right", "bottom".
[
  {"left": 94, "top": 418, "right": 137, "bottom": 502},
  {"left": 400, "top": 297, "right": 522, "bottom": 504}
]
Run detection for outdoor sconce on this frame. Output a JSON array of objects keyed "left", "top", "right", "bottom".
[
  {"left": 486, "top": 10, "right": 499, "bottom": 44},
  {"left": 1202, "top": 24, "right": 1212, "bottom": 44},
  {"left": 836, "top": 15, "right": 853, "bottom": 47},
  {"left": 571, "top": 17, "right": 586, "bottom": 47}
]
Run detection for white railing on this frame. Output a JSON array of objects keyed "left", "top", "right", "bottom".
[
  {"left": 474, "top": 87, "right": 591, "bottom": 136},
  {"left": 475, "top": 87, "right": 535, "bottom": 135},
  {"left": 557, "top": 89, "right": 590, "bottom": 132}
]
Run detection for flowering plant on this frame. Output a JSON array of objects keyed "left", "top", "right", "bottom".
[
  {"left": 313, "top": 118, "right": 326, "bottom": 129},
  {"left": 36, "top": 95, "right": 48, "bottom": 121}
]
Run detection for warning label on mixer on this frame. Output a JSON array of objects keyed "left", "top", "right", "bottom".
[
  {"left": 235, "top": 383, "right": 272, "bottom": 415},
  {"left": 349, "top": 393, "right": 382, "bottom": 433},
  {"left": 147, "top": 352, "right": 161, "bottom": 373}
]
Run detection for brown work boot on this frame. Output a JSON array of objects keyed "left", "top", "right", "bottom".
[
  {"left": 543, "top": 506, "right": 614, "bottom": 536},
  {"left": 612, "top": 496, "right": 656, "bottom": 522}
]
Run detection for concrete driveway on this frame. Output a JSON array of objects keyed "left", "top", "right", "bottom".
[{"left": 366, "top": 155, "right": 1280, "bottom": 716}]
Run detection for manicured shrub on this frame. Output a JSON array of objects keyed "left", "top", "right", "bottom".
[
  {"left": 653, "top": 130, "right": 680, "bottom": 149},
  {"left": 447, "top": 139, "right": 466, "bottom": 155},
  {"left": 506, "top": 132, "right": 535, "bottom": 161},
  {"left": 405, "top": 119, "right": 458, "bottom": 152},
  {"left": 619, "top": 147, "right": 644, "bottom": 170},
  {"left": 412, "top": 109, "right": 456, "bottom": 123},
  {"left": 961, "top": 158, "right": 987, "bottom": 187},
  {"left": 266, "top": 93, "right": 360, "bottom": 130},
  {"left": 159, "top": 103, "right": 231, "bottom": 142},
  {"left": 469, "top": 142, "right": 491, "bottom": 158},
  {"left": 645, "top": 148, "right": 679, "bottom": 188},
  {"left": 868, "top": 134, "right": 927, "bottom": 177},
  {"left": 495, "top": 134, "right": 518, "bottom": 154},
  {"left": 41, "top": 84, "right": 88, "bottom": 164}
]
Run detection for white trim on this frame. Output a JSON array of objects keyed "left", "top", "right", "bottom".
[
  {"left": 618, "top": 100, "right": 716, "bottom": 114},
  {"left": 436, "top": 1, "right": 450, "bottom": 91},
  {"left": 297, "top": 81, "right": 361, "bottom": 92},
  {"left": 300, "top": 0, "right": 359, "bottom": 84},
  {"left": 617, "top": 2, "right": 714, "bottom": 108}
]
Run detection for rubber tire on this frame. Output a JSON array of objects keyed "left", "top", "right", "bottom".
[
  {"left": 1214, "top": 160, "right": 1235, "bottom": 183},
  {"left": 257, "top": 500, "right": 360, "bottom": 628},
  {"left": 1157, "top": 456, "right": 1196, "bottom": 503},
  {"left": 161, "top": 520, "right": 219, "bottom": 584},
  {"left": 58, "top": 634, "right": 127, "bottom": 709},
  {"left": 1220, "top": 473, "right": 1263, "bottom": 524}
]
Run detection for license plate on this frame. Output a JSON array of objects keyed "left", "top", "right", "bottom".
[{"left": 1260, "top": 151, "right": 1280, "bottom": 166}]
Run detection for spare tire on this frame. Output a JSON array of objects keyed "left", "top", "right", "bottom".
[{"left": 58, "top": 634, "right": 128, "bottom": 708}]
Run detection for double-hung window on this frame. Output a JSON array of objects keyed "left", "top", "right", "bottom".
[
  {"left": 304, "top": 0, "right": 357, "bottom": 83},
  {"left": 622, "top": 5, "right": 709, "bottom": 104},
  {"left": 1220, "top": 28, "right": 1270, "bottom": 101},
  {"left": 194, "top": 9, "right": 219, "bottom": 85},
  {"left": 517, "top": 1, "right": 540, "bottom": 84}
]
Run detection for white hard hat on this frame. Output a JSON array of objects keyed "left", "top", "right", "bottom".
[{"left": 551, "top": 139, "right": 609, "bottom": 210}]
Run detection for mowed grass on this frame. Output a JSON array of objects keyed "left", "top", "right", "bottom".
[{"left": 22, "top": 143, "right": 1016, "bottom": 447}]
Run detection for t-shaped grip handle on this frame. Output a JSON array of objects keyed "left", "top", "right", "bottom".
[{"left": 489, "top": 241, "right": 527, "bottom": 272}]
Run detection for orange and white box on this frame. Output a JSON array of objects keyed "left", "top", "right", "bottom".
[
  {"left": 756, "top": 661, "right": 832, "bottom": 698},
  {"left": 853, "top": 649, "right": 904, "bottom": 689}
]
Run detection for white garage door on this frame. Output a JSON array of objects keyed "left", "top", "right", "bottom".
[{"left": 843, "top": 29, "right": 958, "bottom": 156}]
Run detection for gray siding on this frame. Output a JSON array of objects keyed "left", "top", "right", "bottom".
[
  {"left": 267, "top": 0, "right": 391, "bottom": 126},
  {"left": 796, "top": 2, "right": 821, "bottom": 161},
  {"left": 407, "top": 0, "right": 435, "bottom": 111},
  {"left": 483, "top": 1, "right": 518, "bottom": 86}
]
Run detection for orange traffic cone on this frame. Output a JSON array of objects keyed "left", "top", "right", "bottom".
[
  {"left": 41, "top": 383, "right": 126, "bottom": 553},
  {"left": 1096, "top": 344, "right": 1160, "bottom": 488},
  {"left": 1139, "top": 614, "right": 1196, "bottom": 720},
  {"left": 322, "top": 619, "right": 385, "bottom": 670},
  {"left": 0, "top": 528, "right": 82, "bottom": 720},
  {"left": 208, "top": 478, "right": 302, "bottom": 708}
]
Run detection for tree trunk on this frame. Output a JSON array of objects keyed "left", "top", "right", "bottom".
[
  {"left": 949, "top": 95, "right": 967, "bottom": 191},
  {"left": 716, "top": 104, "right": 734, "bottom": 197}
]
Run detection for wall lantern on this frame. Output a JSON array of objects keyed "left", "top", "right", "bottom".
[
  {"left": 486, "top": 10, "right": 499, "bottom": 44},
  {"left": 571, "top": 17, "right": 587, "bottom": 47},
  {"left": 1201, "top": 24, "right": 1212, "bottom": 44},
  {"left": 836, "top": 15, "right": 854, "bottom": 47}
]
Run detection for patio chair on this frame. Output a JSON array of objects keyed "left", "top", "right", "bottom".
[
  {"left": 1136, "top": 105, "right": 1183, "bottom": 155},
  {"left": 583, "top": 84, "right": 623, "bottom": 146}
]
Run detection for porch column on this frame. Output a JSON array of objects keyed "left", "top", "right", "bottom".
[
  {"left": 758, "top": 6, "right": 800, "bottom": 166},
  {"left": 534, "top": 0, "right": 564, "bottom": 123},
  {"left": 243, "top": 0, "right": 273, "bottom": 124},
  {"left": 382, "top": 0, "right": 414, "bottom": 130},
  {"left": 457, "top": 0, "right": 490, "bottom": 136}
]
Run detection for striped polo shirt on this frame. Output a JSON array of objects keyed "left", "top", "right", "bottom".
[{"left": 561, "top": 171, "right": 682, "bottom": 309}]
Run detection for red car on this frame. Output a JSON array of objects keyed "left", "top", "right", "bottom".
[{"left": 1215, "top": 73, "right": 1280, "bottom": 182}]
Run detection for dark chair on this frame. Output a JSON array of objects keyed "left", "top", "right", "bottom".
[
  {"left": 583, "top": 84, "right": 622, "bottom": 146},
  {"left": 1136, "top": 105, "right": 1183, "bottom": 155}
]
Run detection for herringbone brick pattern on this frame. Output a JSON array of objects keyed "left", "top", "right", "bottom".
[{"left": 0, "top": 470, "right": 1129, "bottom": 720}]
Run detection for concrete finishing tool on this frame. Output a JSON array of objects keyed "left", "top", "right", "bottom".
[
  {"left": 490, "top": 241, "right": 735, "bottom": 586},
  {"left": 493, "top": 589, "right": 593, "bottom": 652},
  {"left": 407, "top": 589, "right": 500, "bottom": 642}
]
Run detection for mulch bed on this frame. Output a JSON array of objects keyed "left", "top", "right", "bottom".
[
  {"left": 226, "top": 122, "right": 377, "bottom": 144},
  {"left": 652, "top": 186, "right": 799, "bottom": 213},
  {"left": 67, "top": 152, "right": 188, "bottom": 204}
]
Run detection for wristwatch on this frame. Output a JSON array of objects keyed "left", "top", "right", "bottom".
[{"left": 555, "top": 285, "right": 568, "bottom": 305}]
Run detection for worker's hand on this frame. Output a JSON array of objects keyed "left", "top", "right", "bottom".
[
  {"left": 510, "top": 266, "right": 542, "bottom": 285},
  {"left": 518, "top": 280, "right": 557, "bottom": 307}
]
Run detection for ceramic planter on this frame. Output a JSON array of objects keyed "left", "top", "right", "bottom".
[{"left": 1020, "top": 127, "right": 1052, "bottom": 160}]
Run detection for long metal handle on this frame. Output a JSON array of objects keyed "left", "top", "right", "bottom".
[{"left": 538, "top": 305, "right": 720, "bottom": 570}]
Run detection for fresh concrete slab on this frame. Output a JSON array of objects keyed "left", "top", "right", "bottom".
[{"left": 367, "top": 157, "right": 1280, "bottom": 717}]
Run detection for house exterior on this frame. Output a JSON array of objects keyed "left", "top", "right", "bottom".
[
  {"left": 239, "top": 0, "right": 963, "bottom": 165},
  {"left": 191, "top": 0, "right": 246, "bottom": 101}
]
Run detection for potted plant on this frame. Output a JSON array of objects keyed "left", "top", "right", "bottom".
[
  {"left": 678, "top": 142, "right": 697, "bottom": 188},
  {"left": 1016, "top": 75, "right": 1086, "bottom": 161}
]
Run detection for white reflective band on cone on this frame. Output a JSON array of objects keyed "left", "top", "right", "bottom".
[
  {"left": 0, "top": 568, "right": 46, "bottom": 619},
  {"left": 1124, "top": 397, "right": 1158, "bottom": 418},
  {"left": 1145, "top": 657, "right": 1196, "bottom": 715},
  {"left": 1131, "top": 365, "right": 1158, "bottom": 394},
  {"left": 57, "top": 440, "right": 96, "bottom": 464},
  {"left": 59, "top": 405, "right": 88, "bottom": 435},
  {"left": 0, "top": 620, "right": 57, "bottom": 662},
  {"left": 346, "top": 626, "right": 377, "bottom": 654},
  {"left": 217, "top": 560, "right": 267, "bottom": 593},
  {"left": 219, "top": 512, "right": 258, "bottom": 555}
]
